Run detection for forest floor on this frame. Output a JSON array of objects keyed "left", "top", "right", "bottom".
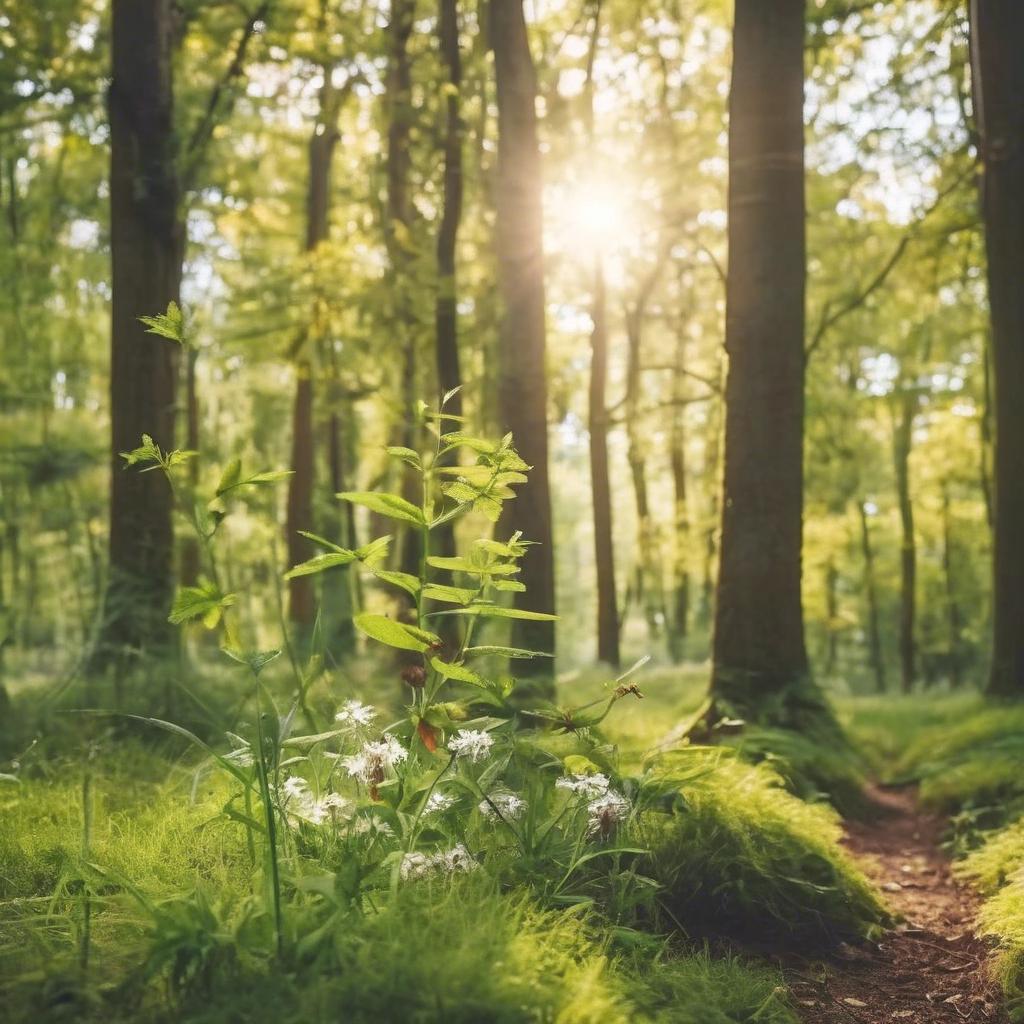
[{"left": 783, "top": 785, "right": 1007, "bottom": 1024}]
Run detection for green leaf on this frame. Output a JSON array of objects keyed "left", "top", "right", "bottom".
[
  {"left": 421, "top": 583, "right": 477, "bottom": 605},
  {"left": 217, "top": 458, "right": 242, "bottom": 495},
  {"left": 297, "top": 530, "right": 347, "bottom": 553},
  {"left": 385, "top": 446, "right": 422, "bottom": 469},
  {"left": 491, "top": 579, "right": 526, "bottom": 592},
  {"left": 338, "top": 491, "right": 424, "bottom": 526},
  {"left": 354, "top": 613, "right": 439, "bottom": 653},
  {"left": 222, "top": 646, "right": 282, "bottom": 676},
  {"left": 439, "top": 433, "right": 497, "bottom": 455},
  {"left": 369, "top": 568, "right": 421, "bottom": 597},
  {"left": 427, "top": 556, "right": 520, "bottom": 577},
  {"left": 139, "top": 301, "right": 186, "bottom": 344},
  {"left": 168, "top": 580, "right": 236, "bottom": 627},
  {"left": 441, "top": 605, "right": 557, "bottom": 621},
  {"left": 284, "top": 551, "right": 357, "bottom": 579},
  {"left": 355, "top": 535, "right": 392, "bottom": 566},
  {"left": 120, "top": 434, "right": 162, "bottom": 468},
  {"left": 430, "top": 657, "right": 484, "bottom": 686},
  {"left": 464, "top": 645, "right": 554, "bottom": 659}
]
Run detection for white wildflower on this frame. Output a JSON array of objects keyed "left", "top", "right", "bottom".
[
  {"left": 556, "top": 772, "right": 610, "bottom": 798},
  {"left": 351, "top": 816, "right": 394, "bottom": 839},
  {"left": 282, "top": 775, "right": 309, "bottom": 799},
  {"left": 319, "top": 792, "right": 352, "bottom": 814},
  {"left": 335, "top": 699, "right": 377, "bottom": 728},
  {"left": 448, "top": 729, "right": 494, "bottom": 763},
  {"left": 586, "top": 790, "right": 631, "bottom": 839},
  {"left": 478, "top": 791, "right": 527, "bottom": 821},
  {"left": 399, "top": 843, "right": 477, "bottom": 881},
  {"left": 342, "top": 735, "right": 408, "bottom": 787},
  {"left": 424, "top": 791, "right": 456, "bottom": 815},
  {"left": 399, "top": 851, "right": 433, "bottom": 880}
]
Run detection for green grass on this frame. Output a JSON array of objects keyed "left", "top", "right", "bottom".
[{"left": 641, "top": 751, "right": 888, "bottom": 943}]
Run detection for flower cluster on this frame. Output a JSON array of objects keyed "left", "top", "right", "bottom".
[
  {"left": 424, "top": 790, "right": 457, "bottom": 815},
  {"left": 586, "top": 789, "right": 631, "bottom": 839},
  {"left": 335, "top": 699, "right": 377, "bottom": 728},
  {"left": 478, "top": 791, "right": 527, "bottom": 822},
  {"left": 448, "top": 729, "right": 494, "bottom": 763},
  {"left": 399, "top": 843, "right": 477, "bottom": 881},
  {"left": 555, "top": 772, "right": 610, "bottom": 798},
  {"left": 280, "top": 776, "right": 353, "bottom": 826},
  {"left": 342, "top": 735, "right": 409, "bottom": 788}
]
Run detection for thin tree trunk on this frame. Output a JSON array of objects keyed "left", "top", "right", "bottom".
[
  {"left": 971, "top": 2, "right": 1024, "bottom": 696},
  {"left": 492, "top": 0, "right": 556, "bottom": 679},
  {"left": 385, "top": 0, "right": 422, "bottom": 596},
  {"left": 589, "top": 260, "right": 619, "bottom": 667},
  {"left": 180, "top": 345, "right": 200, "bottom": 586},
  {"left": 709, "top": 0, "right": 813, "bottom": 722},
  {"left": 624, "top": 307, "right": 664, "bottom": 645},
  {"left": 942, "top": 483, "right": 963, "bottom": 687},
  {"left": 97, "top": 0, "right": 182, "bottom": 663},
  {"left": 668, "top": 387, "right": 690, "bottom": 664},
  {"left": 823, "top": 560, "right": 838, "bottom": 677},
  {"left": 286, "top": 65, "right": 344, "bottom": 637},
  {"left": 858, "top": 500, "right": 886, "bottom": 694},
  {"left": 434, "top": 0, "right": 464, "bottom": 564},
  {"left": 582, "top": 0, "right": 618, "bottom": 668},
  {"left": 893, "top": 388, "right": 917, "bottom": 693}
]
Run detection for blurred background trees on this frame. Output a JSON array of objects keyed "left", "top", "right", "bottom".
[{"left": 0, "top": 0, "right": 1003, "bottom": 704}]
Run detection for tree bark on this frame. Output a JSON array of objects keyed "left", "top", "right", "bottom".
[
  {"left": 709, "top": 0, "right": 813, "bottom": 721},
  {"left": 582, "top": 0, "right": 618, "bottom": 668},
  {"left": 434, "top": 0, "right": 464, "bottom": 564},
  {"left": 893, "top": 388, "right": 917, "bottom": 693},
  {"left": 668, "top": 380, "right": 690, "bottom": 664},
  {"left": 941, "top": 483, "right": 963, "bottom": 687},
  {"left": 98, "top": 0, "right": 182, "bottom": 662},
  {"left": 492, "top": 0, "right": 556, "bottom": 677},
  {"left": 589, "top": 261, "right": 619, "bottom": 667},
  {"left": 970, "top": 1, "right": 1024, "bottom": 696},
  {"left": 286, "top": 66, "right": 344, "bottom": 635},
  {"left": 858, "top": 500, "right": 886, "bottom": 694}
]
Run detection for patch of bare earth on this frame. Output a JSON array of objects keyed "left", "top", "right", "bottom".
[{"left": 784, "top": 785, "right": 1007, "bottom": 1024}]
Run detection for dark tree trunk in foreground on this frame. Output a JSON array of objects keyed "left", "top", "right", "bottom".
[
  {"left": 434, "top": 0, "right": 464, "bottom": 564},
  {"left": 98, "top": 0, "right": 182, "bottom": 662},
  {"left": 492, "top": 0, "right": 556, "bottom": 678},
  {"left": 970, "top": 2, "right": 1024, "bottom": 697},
  {"left": 858, "top": 500, "right": 886, "bottom": 694},
  {"left": 893, "top": 388, "right": 917, "bottom": 693},
  {"left": 588, "top": 262, "right": 619, "bottom": 667},
  {"left": 709, "top": 0, "right": 814, "bottom": 722}
]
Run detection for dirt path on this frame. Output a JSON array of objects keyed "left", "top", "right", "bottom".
[{"left": 784, "top": 786, "right": 1007, "bottom": 1024}]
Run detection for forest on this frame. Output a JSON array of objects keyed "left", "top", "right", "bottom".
[{"left": 2, "top": 0, "right": 1024, "bottom": 1021}]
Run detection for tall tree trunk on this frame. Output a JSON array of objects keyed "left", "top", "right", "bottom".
[
  {"left": 970, "top": 2, "right": 1024, "bottom": 696},
  {"left": 180, "top": 346, "right": 200, "bottom": 586},
  {"left": 433, "top": 0, "right": 464, "bottom": 564},
  {"left": 893, "top": 388, "right": 917, "bottom": 693},
  {"left": 582, "top": 0, "right": 618, "bottom": 668},
  {"left": 942, "top": 483, "right": 963, "bottom": 687},
  {"left": 98, "top": 0, "right": 182, "bottom": 663},
  {"left": 589, "top": 261, "right": 619, "bottom": 667},
  {"left": 492, "top": 0, "right": 556, "bottom": 679},
  {"left": 286, "top": 67, "right": 344, "bottom": 637},
  {"left": 823, "top": 560, "right": 838, "bottom": 677},
  {"left": 386, "top": 0, "right": 422, "bottom": 596},
  {"left": 624, "top": 307, "right": 663, "bottom": 646},
  {"left": 709, "top": 0, "right": 814, "bottom": 723},
  {"left": 668, "top": 381, "right": 690, "bottom": 664},
  {"left": 858, "top": 500, "right": 886, "bottom": 693}
]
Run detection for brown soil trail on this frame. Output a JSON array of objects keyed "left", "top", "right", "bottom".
[{"left": 785, "top": 786, "right": 1007, "bottom": 1024}]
